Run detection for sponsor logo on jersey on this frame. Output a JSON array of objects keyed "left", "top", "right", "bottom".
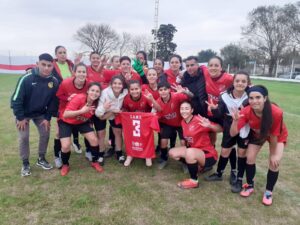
[{"left": 48, "top": 81, "right": 54, "bottom": 88}]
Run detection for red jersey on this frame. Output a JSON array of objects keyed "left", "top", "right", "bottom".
[
  {"left": 201, "top": 65, "right": 233, "bottom": 104},
  {"left": 56, "top": 77, "right": 89, "bottom": 116},
  {"left": 164, "top": 69, "right": 178, "bottom": 85},
  {"left": 142, "top": 84, "right": 160, "bottom": 100},
  {"left": 156, "top": 92, "right": 189, "bottom": 127},
  {"left": 115, "top": 112, "right": 160, "bottom": 158},
  {"left": 102, "top": 69, "right": 142, "bottom": 84},
  {"left": 182, "top": 115, "right": 218, "bottom": 160},
  {"left": 237, "top": 104, "right": 288, "bottom": 141},
  {"left": 61, "top": 94, "right": 95, "bottom": 125},
  {"left": 122, "top": 94, "right": 153, "bottom": 112},
  {"left": 87, "top": 66, "right": 109, "bottom": 89}
]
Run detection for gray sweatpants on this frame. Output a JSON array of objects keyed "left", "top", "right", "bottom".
[{"left": 17, "top": 115, "right": 50, "bottom": 161}]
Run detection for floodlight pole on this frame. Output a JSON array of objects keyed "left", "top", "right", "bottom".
[{"left": 153, "top": 0, "right": 159, "bottom": 60}]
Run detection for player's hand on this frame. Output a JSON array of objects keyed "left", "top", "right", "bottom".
[
  {"left": 16, "top": 119, "right": 28, "bottom": 131},
  {"left": 171, "top": 84, "right": 185, "bottom": 93},
  {"left": 74, "top": 53, "right": 83, "bottom": 65},
  {"left": 230, "top": 107, "right": 243, "bottom": 121},
  {"left": 103, "top": 99, "right": 112, "bottom": 110},
  {"left": 143, "top": 89, "right": 153, "bottom": 101},
  {"left": 205, "top": 99, "right": 218, "bottom": 112},
  {"left": 81, "top": 104, "right": 95, "bottom": 114},
  {"left": 270, "top": 155, "right": 280, "bottom": 169},
  {"left": 40, "top": 119, "right": 51, "bottom": 132},
  {"left": 96, "top": 55, "right": 108, "bottom": 72},
  {"left": 198, "top": 115, "right": 211, "bottom": 128}
]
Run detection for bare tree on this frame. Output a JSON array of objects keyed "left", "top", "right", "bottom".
[
  {"left": 130, "top": 34, "right": 152, "bottom": 55},
  {"left": 117, "top": 32, "right": 132, "bottom": 56},
  {"left": 74, "top": 23, "right": 119, "bottom": 55},
  {"left": 242, "top": 5, "right": 296, "bottom": 76}
]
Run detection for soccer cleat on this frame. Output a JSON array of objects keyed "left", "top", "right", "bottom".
[
  {"left": 240, "top": 183, "right": 254, "bottom": 197},
  {"left": 145, "top": 158, "right": 152, "bottom": 167},
  {"left": 60, "top": 165, "right": 70, "bottom": 176},
  {"left": 72, "top": 142, "right": 82, "bottom": 154},
  {"left": 85, "top": 151, "right": 92, "bottom": 162},
  {"left": 54, "top": 157, "right": 62, "bottom": 169},
  {"left": 97, "top": 157, "right": 105, "bottom": 166},
  {"left": 229, "top": 170, "right": 237, "bottom": 185},
  {"left": 205, "top": 173, "right": 223, "bottom": 181},
  {"left": 21, "top": 164, "right": 31, "bottom": 177},
  {"left": 262, "top": 191, "right": 273, "bottom": 206},
  {"left": 117, "top": 155, "right": 126, "bottom": 164},
  {"left": 104, "top": 148, "right": 115, "bottom": 158},
  {"left": 91, "top": 162, "right": 104, "bottom": 173},
  {"left": 158, "top": 159, "right": 168, "bottom": 170},
  {"left": 177, "top": 179, "right": 199, "bottom": 189},
  {"left": 231, "top": 179, "right": 243, "bottom": 193},
  {"left": 124, "top": 156, "right": 133, "bottom": 167},
  {"left": 36, "top": 158, "right": 53, "bottom": 170}
]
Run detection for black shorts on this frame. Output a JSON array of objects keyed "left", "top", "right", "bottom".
[
  {"left": 159, "top": 123, "right": 184, "bottom": 140},
  {"left": 207, "top": 116, "right": 223, "bottom": 126},
  {"left": 204, "top": 157, "right": 217, "bottom": 168},
  {"left": 92, "top": 115, "right": 106, "bottom": 131},
  {"left": 109, "top": 119, "right": 122, "bottom": 129},
  {"left": 248, "top": 130, "right": 266, "bottom": 146},
  {"left": 221, "top": 133, "right": 248, "bottom": 149},
  {"left": 58, "top": 120, "right": 94, "bottom": 138}
]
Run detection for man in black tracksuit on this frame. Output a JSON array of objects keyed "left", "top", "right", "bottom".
[{"left": 11, "top": 53, "right": 59, "bottom": 176}]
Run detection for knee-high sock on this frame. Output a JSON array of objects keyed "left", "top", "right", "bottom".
[
  {"left": 266, "top": 170, "right": 279, "bottom": 192},
  {"left": 246, "top": 163, "right": 256, "bottom": 187},
  {"left": 187, "top": 162, "right": 198, "bottom": 180},
  {"left": 229, "top": 147, "right": 237, "bottom": 171}
]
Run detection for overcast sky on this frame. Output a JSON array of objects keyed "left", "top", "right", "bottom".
[{"left": 0, "top": 0, "right": 296, "bottom": 58}]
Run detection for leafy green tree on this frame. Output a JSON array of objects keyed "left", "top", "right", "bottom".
[{"left": 197, "top": 49, "right": 217, "bottom": 63}]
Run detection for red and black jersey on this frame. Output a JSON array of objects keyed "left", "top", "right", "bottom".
[
  {"left": 115, "top": 112, "right": 160, "bottom": 158},
  {"left": 142, "top": 84, "right": 160, "bottom": 100},
  {"left": 122, "top": 94, "right": 152, "bottom": 112},
  {"left": 237, "top": 104, "right": 288, "bottom": 141},
  {"left": 87, "top": 66, "right": 109, "bottom": 89},
  {"left": 163, "top": 69, "right": 178, "bottom": 85},
  {"left": 156, "top": 92, "right": 188, "bottom": 127},
  {"left": 102, "top": 69, "right": 142, "bottom": 84},
  {"left": 182, "top": 115, "right": 218, "bottom": 160},
  {"left": 201, "top": 65, "right": 233, "bottom": 104},
  {"left": 56, "top": 77, "right": 89, "bottom": 116},
  {"left": 60, "top": 93, "right": 96, "bottom": 125}
]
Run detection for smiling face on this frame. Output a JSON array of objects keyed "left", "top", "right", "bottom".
[
  {"left": 90, "top": 53, "right": 101, "bottom": 68},
  {"left": 38, "top": 60, "right": 53, "bottom": 77},
  {"left": 87, "top": 85, "right": 101, "bottom": 102},
  {"left": 158, "top": 86, "right": 170, "bottom": 100},
  {"left": 129, "top": 83, "right": 141, "bottom": 99},
  {"left": 120, "top": 59, "right": 131, "bottom": 74},
  {"left": 111, "top": 56, "right": 120, "bottom": 69},
  {"left": 111, "top": 78, "right": 124, "bottom": 94},
  {"left": 208, "top": 58, "right": 222, "bottom": 78},
  {"left": 169, "top": 56, "right": 181, "bottom": 73},
  {"left": 146, "top": 68, "right": 158, "bottom": 84},
  {"left": 248, "top": 92, "right": 267, "bottom": 112},
  {"left": 74, "top": 65, "right": 87, "bottom": 83},
  {"left": 180, "top": 102, "right": 193, "bottom": 120},
  {"left": 233, "top": 74, "right": 249, "bottom": 92},
  {"left": 154, "top": 59, "right": 164, "bottom": 74},
  {"left": 185, "top": 59, "right": 199, "bottom": 76},
  {"left": 56, "top": 47, "right": 67, "bottom": 63}
]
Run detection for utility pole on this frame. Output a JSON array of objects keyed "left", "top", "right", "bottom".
[{"left": 153, "top": 0, "right": 159, "bottom": 60}]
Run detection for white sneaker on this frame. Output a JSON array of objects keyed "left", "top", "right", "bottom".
[
  {"left": 124, "top": 156, "right": 133, "bottom": 167},
  {"left": 85, "top": 151, "right": 92, "bottom": 162},
  {"left": 72, "top": 142, "right": 82, "bottom": 154},
  {"left": 145, "top": 158, "right": 152, "bottom": 167},
  {"left": 54, "top": 157, "right": 62, "bottom": 169}
]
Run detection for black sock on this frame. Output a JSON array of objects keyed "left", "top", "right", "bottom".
[
  {"left": 179, "top": 157, "right": 186, "bottom": 164},
  {"left": 61, "top": 152, "right": 71, "bottom": 165},
  {"left": 99, "top": 151, "right": 105, "bottom": 158},
  {"left": 246, "top": 163, "right": 256, "bottom": 187},
  {"left": 115, "top": 150, "right": 123, "bottom": 159},
  {"left": 170, "top": 133, "right": 177, "bottom": 148},
  {"left": 160, "top": 148, "right": 168, "bottom": 161},
  {"left": 23, "top": 159, "right": 29, "bottom": 166},
  {"left": 187, "top": 162, "right": 198, "bottom": 180},
  {"left": 229, "top": 147, "right": 237, "bottom": 171},
  {"left": 266, "top": 170, "right": 279, "bottom": 192},
  {"left": 84, "top": 138, "right": 91, "bottom": 153},
  {"left": 237, "top": 157, "right": 247, "bottom": 180},
  {"left": 54, "top": 139, "right": 61, "bottom": 157},
  {"left": 72, "top": 129, "right": 79, "bottom": 144},
  {"left": 216, "top": 156, "right": 228, "bottom": 176},
  {"left": 90, "top": 146, "right": 99, "bottom": 162},
  {"left": 109, "top": 126, "right": 115, "bottom": 148}
]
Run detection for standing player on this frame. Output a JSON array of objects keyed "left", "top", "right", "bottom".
[
  {"left": 59, "top": 82, "right": 103, "bottom": 176},
  {"left": 122, "top": 80, "right": 161, "bottom": 166},
  {"left": 169, "top": 101, "right": 222, "bottom": 189},
  {"left": 205, "top": 72, "right": 250, "bottom": 192},
  {"left": 230, "top": 85, "right": 288, "bottom": 206},
  {"left": 161, "top": 54, "right": 183, "bottom": 85}
]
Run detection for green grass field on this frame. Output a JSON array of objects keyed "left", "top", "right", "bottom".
[{"left": 0, "top": 74, "right": 299, "bottom": 225}]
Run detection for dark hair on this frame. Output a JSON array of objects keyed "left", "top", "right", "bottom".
[
  {"left": 136, "top": 51, "right": 148, "bottom": 66},
  {"left": 208, "top": 56, "right": 223, "bottom": 68},
  {"left": 88, "top": 81, "right": 102, "bottom": 91},
  {"left": 184, "top": 56, "right": 198, "bottom": 63},
  {"left": 227, "top": 70, "right": 251, "bottom": 94},
  {"left": 55, "top": 46, "right": 65, "bottom": 54},
  {"left": 248, "top": 85, "right": 273, "bottom": 139},
  {"left": 90, "top": 51, "right": 100, "bottom": 59},
  {"left": 120, "top": 56, "right": 131, "bottom": 64},
  {"left": 110, "top": 75, "right": 127, "bottom": 90},
  {"left": 128, "top": 80, "right": 141, "bottom": 89},
  {"left": 169, "top": 54, "right": 183, "bottom": 70},
  {"left": 73, "top": 62, "right": 87, "bottom": 73},
  {"left": 180, "top": 100, "right": 194, "bottom": 109},
  {"left": 154, "top": 58, "right": 165, "bottom": 67},
  {"left": 157, "top": 82, "right": 171, "bottom": 89}
]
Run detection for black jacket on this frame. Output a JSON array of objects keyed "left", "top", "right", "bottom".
[
  {"left": 181, "top": 68, "right": 207, "bottom": 116},
  {"left": 11, "top": 68, "right": 59, "bottom": 121}
]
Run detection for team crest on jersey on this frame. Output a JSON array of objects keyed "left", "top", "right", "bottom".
[
  {"left": 189, "top": 125, "right": 195, "bottom": 131},
  {"left": 48, "top": 82, "right": 53, "bottom": 88}
]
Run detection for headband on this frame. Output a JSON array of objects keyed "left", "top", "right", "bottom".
[{"left": 247, "top": 86, "right": 268, "bottom": 97}]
